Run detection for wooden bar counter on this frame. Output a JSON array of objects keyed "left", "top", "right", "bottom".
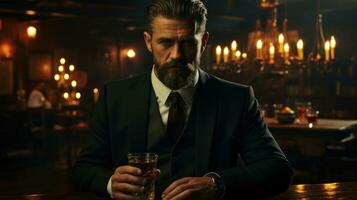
[
  {"left": 1, "top": 182, "right": 356, "bottom": 199},
  {"left": 266, "top": 118, "right": 357, "bottom": 157}
]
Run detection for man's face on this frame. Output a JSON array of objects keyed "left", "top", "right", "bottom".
[{"left": 144, "top": 16, "right": 209, "bottom": 90}]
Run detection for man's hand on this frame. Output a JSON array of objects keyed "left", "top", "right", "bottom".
[
  {"left": 162, "top": 177, "right": 220, "bottom": 200},
  {"left": 111, "top": 166, "right": 146, "bottom": 200}
]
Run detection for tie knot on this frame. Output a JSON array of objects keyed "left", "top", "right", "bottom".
[{"left": 168, "top": 92, "right": 183, "bottom": 106}]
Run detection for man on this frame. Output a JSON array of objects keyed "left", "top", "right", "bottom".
[
  {"left": 73, "top": 0, "right": 293, "bottom": 199},
  {"left": 27, "top": 82, "right": 52, "bottom": 109}
]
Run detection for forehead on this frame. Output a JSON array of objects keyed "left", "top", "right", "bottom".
[{"left": 151, "top": 16, "right": 197, "bottom": 38}]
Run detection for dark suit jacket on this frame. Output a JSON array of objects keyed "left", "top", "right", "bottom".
[{"left": 73, "top": 69, "right": 293, "bottom": 199}]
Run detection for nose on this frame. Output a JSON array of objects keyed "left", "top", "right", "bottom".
[{"left": 170, "top": 43, "right": 182, "bottom": 60}]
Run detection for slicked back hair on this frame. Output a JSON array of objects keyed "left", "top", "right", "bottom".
[{"left": 146, "top": 0, "right": 208, "bottom": 34}]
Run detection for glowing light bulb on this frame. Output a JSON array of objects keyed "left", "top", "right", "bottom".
[
  {"left": 93, "top": 88, "right": 99, "bottom": 94},
  {"left": 58, "top": 65, "right": 64, "bottom": 72},
  {"left": 75, "top": 92, "right": 81, "bottom": 99},
  {"left": 60, "top": 58, "right": 66, "bottom": 65},
  {"left": 71, "top": 80, "right": 77, "bottom": 88},
  {"left": 69, "top": 65, "right": 75, "bottom": 71},
  {"left": 54, "top": 74, "right": 60, "bottom": 81},
  {"left": 63, "top": 92, "right": 69, "bottom": 99},
  {"left": 127, "top": 49, "right": 136, "bottom": 58},
  {"left": 27, "top": 26, "right": 37, "bottom": 38}
]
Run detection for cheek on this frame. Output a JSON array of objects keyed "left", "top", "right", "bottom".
[
  {"left": 152, "top": 46, "right": 170, "bottom": 63},
  {"left": 183, "top": 45, "right": 199, "bottom": 61}
]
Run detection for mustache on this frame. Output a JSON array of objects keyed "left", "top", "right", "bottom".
[{"left": 160, "top": 60, "right": 186, "bottom": 69}]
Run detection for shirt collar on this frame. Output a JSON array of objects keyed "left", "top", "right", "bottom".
[{"left": 151, "top": 66, "right": 199, "bottom": 106}]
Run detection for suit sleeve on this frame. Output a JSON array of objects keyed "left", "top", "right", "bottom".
[
  {"left": 72, "top": 85, "right": 113, "bottom": 197},
  {"left": 218, "top": 86, "right": 293, "bottom": 199}
]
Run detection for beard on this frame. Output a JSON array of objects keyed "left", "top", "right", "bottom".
[{"left": 154, "top": 58, "right": 197, "bottom": 90}]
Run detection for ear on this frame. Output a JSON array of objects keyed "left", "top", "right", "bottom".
[
  {"left": 201, "top": 32, "right": 209, "bottom": 53},
  {"left": 143, "top": 32, "right": 153, "bottom": 53}
]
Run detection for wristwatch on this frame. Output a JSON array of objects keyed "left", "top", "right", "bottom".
[{"left": 204, "top": 172, "right": 226, "bottom": 199}]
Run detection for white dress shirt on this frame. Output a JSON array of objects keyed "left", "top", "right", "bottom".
[
  {"left": 150, "top": 66, "right": 199, "bottom": 127},
  {"left": 107, "top": 67, "right": 199, "bottom": 197},
  {"left": 27, "top": 90, "right": 51, "bottom": 109}
]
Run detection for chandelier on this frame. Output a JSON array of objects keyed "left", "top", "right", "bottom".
[
  {"left": 213, "top": 0, "right": 337, "bottom": 74},
  {"left": 53, "top": 58, "right": 81, "bottom": 105}
]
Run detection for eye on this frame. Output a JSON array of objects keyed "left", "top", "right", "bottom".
[
  {"left": 159, "top": 39, "right": 173, "bottom": 47},
  {"left": 181, "top": 39, "right": 196, "bottom": 48}
]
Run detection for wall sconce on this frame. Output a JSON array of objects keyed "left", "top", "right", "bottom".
[
  {"left": 25, "top": 10, "right": 36, "bottom": 15},
  {"left": 0, "top": 41, "right": 14, "bottom": 58},
  {"left": 27, "top": 26, "right": 37, "bottom": 38},
  {"left": 127, "top": 49, "right": 136, "bottom": 58}
]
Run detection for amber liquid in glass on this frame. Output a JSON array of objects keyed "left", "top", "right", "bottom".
[
  {"left": 307, "top": 114, "right": 318, "bottom": 124},
  {"left": 128, "top": 158, "right": 157, "bottom": 200}
]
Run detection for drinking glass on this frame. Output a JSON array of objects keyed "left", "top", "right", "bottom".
[
  {"left": 128, "top": 153, "right": 158, "bottom": 200},
  {"left": 306, "top": 109, "right": 319, "bottom": 125},
  {"left": 295, "top": 102, "right": 311, "bottom": 123}
]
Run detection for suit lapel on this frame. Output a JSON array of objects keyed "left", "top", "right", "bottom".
[
  {"left": 127, "top": 74, "right": 152, "bottom": 153},
  {"left": 194, "top": 69, "right": 218, "bottom": 176}
]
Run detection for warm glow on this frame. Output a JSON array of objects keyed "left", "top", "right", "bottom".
[
  {"left": 215, "top": 45, "right": 222, "bottom": 64},
  {"left": 330, "top": 36, "right": 336, "bottom": 60},
  {"left": 325, "top": 41, "right": 331, "bottom": 51},
  {"left": 284, "top": 43, "right": 290, "bottom": 53},
  {"left": 223, "top": 46, "right": 229, "bottom": 63},
  {"left": 323, "top": 183, "right": 338, "bottom": 196},
  {"left": 297, "top": 39, "right": 304, "bottom": 60},
  {"left": 231, "top": 40, "right": 237, "bottom": 51},
  {"left": 216, "top": 45, "right": 222, "bottom": 55},
  {"left": 0, "top": 42, "right": 13, "bottom": 58},
  {"left": 60, "top": 58, "right": 66, "bottom": 65},
  {"left": 278, "top": 34, "right": 284, "bottom": 54},
  {"left": 223, "top": 47, "right": 229, "bottom": 56},
  {"left": 242, "top": 53, "right": 247, "bottom": 59},
  {"left": 308, "top": 123, "right": 313, "bottom": 128},
  {"left": 127, "top": 49, "right": 136, "bottom": 58},
  {"left": 54, "top": 74, "right": 60, "bottom": 81},
  {"left": 58, "top": 65, "right": 64, "bottom": 72},
  {"left": 63, "top": 92, "right": 69, "bottom": 99},
  {"left": 256, "top": 40, "right": 263, "bottom": 49},
  {"left": 25, "top": 10, "right": 36, "bottom": 15},
  {"left": 278, "top": 34, "right": 284, "bottom": 43},
  {"left": 269, "top": 44, "right": 275, "bottom": 64},
  {"left": 325, "top": 41, "right": 331, "bottom": 61},
  {"left": 69, "top": 65, "right": 75, "bottom": 71},
  {"left": 235, "top": 50, "right": 241, "bottom": 59},
  {"left": 284, "top": 43, "right": 290, "bottom": 62},
  {"left": 64, "top": 73, "right": 69, "bottom": 80},
  {"left": 323, "top": 183, "right": 337, "bottom": 190},
  {"left": 93, "top": 88, "right": 99, "bottom": 94},
  {"left": 75, "top": 92, "right": 81, "bottom": 99},
  {"left": 27, "top": 26, "right": 37, "bottom": 38},
  {"left": 71, "top": 80, "right": 77, "bottom": 88},
  {"left": 269, "top": 44, "right": 275, "bottom": 54},
  {"left": 297, "top": 39, "right": 304, "bottom": 49},
  {"left": 295, "top": 184, "right": 305, "bottom": 193},
  {"left": 330, "top": 36, "right": 336, "bottom": 48}
]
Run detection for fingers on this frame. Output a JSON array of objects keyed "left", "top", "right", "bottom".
[
  {"left": 112, "top": 182, "right": 144, "bottom": 194},
  {"left": 112, "top": 173, "right": 146, "bottom": 186},
  {"left": 163, "top": 177, "right": 191, "bottom": 194},
  {"left": 111, "top": 165, "right": 146, "bottom": 200},
  {"left": 115, "top": 165, "right": 142, "bottom": 175},
  {"left": 162, "top": 177, "right": 213, "bottom": 200},
  {"left": 167, "top": 188, "right": 195, "bottom": 200},
  {"left": 162, "top": 177, "right": 191, "bottom": 199}
]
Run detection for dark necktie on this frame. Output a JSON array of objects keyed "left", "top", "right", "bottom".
[{"left": 166, "top": 92, "right": 186, "bottom": 143}]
